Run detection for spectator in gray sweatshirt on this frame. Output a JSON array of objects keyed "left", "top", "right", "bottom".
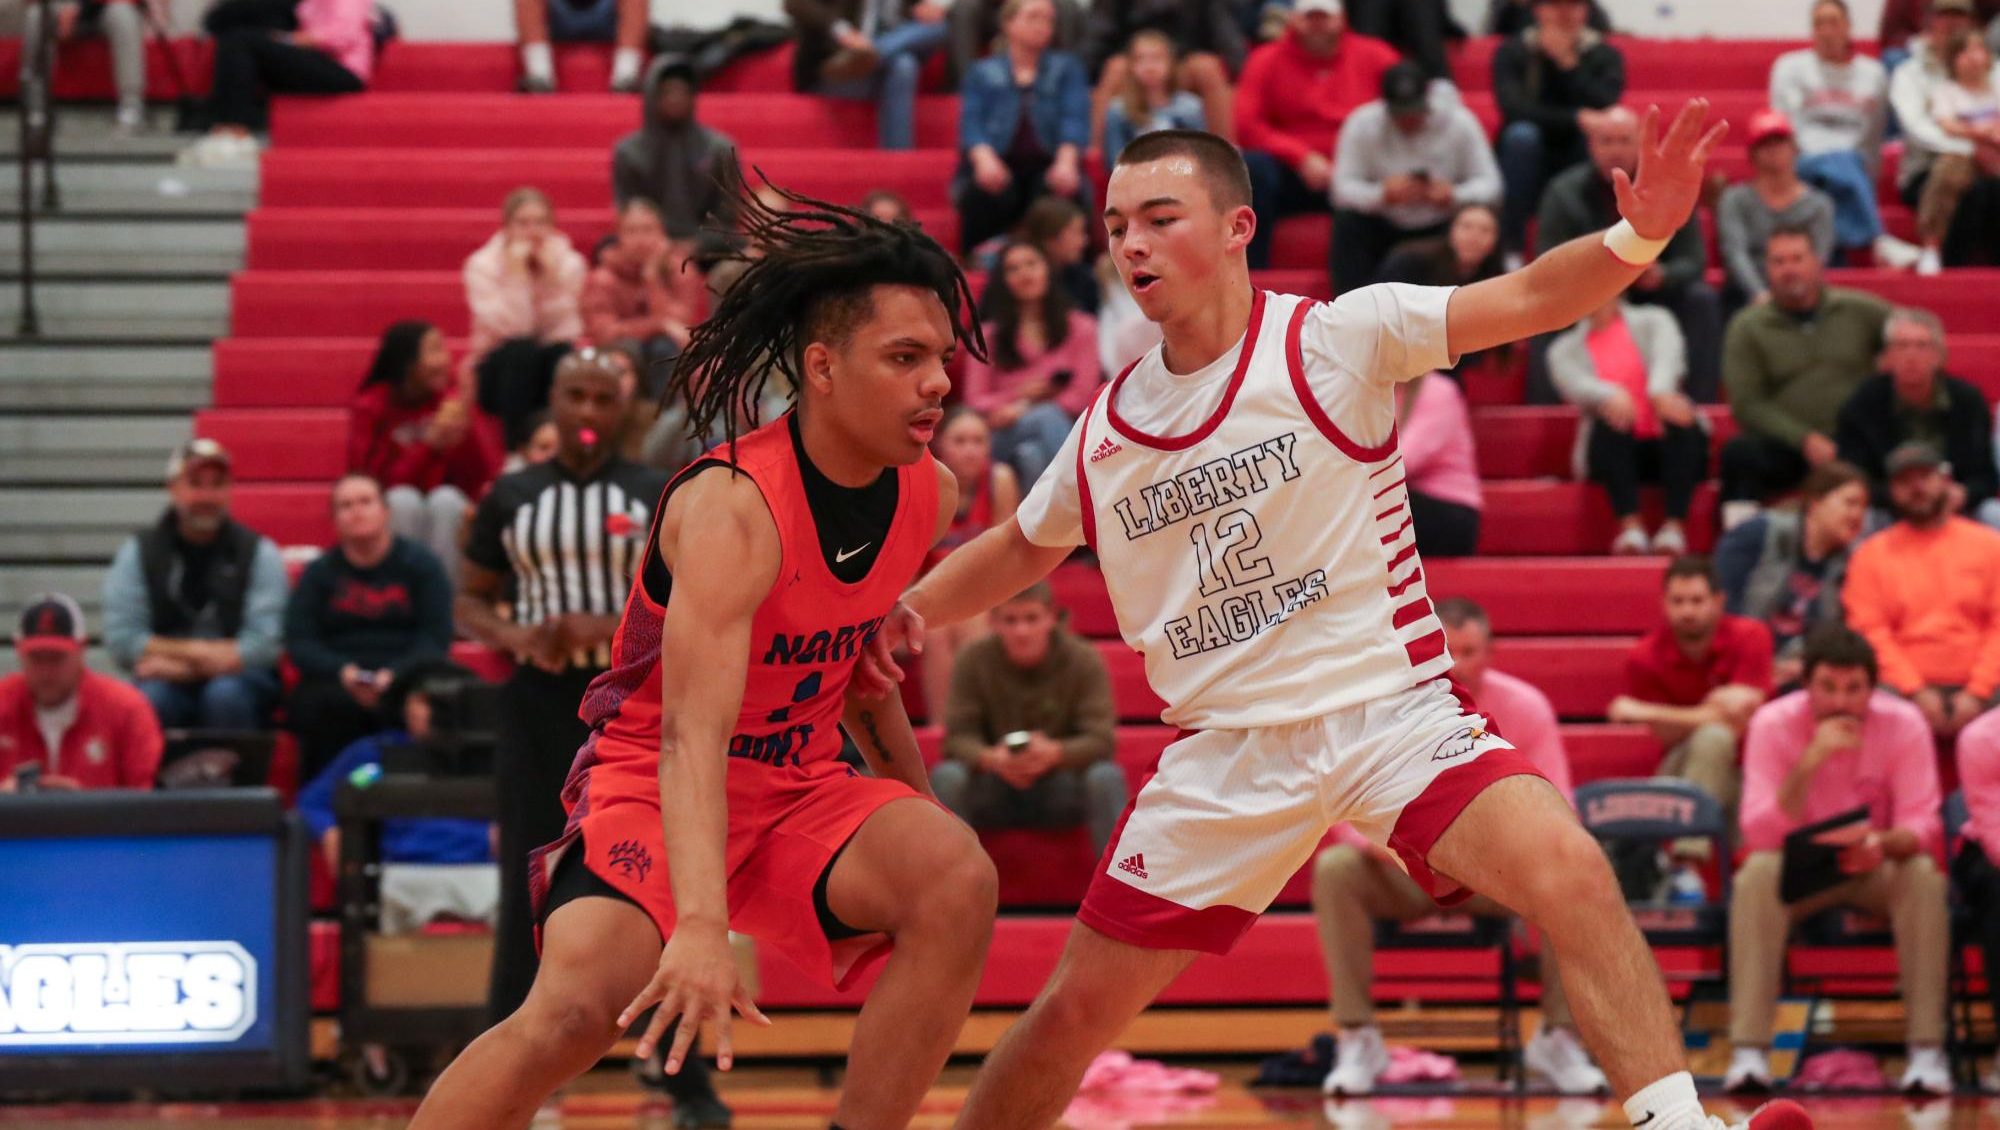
[
  {"left": 1888, "top": 0, "right": 1980, "bottom": 206},
  {"left": 611, "top": 58, "right": 737, "bottom": 260},
  {"left": 1330, "top": 62, "right": 1501, "bottom": 293},
  {"left": 1768, "top": 0, "right": 1918, "bottom": 267},
  {"left": 1716, "top": 111, "right": 1836, "bottom": 307}
]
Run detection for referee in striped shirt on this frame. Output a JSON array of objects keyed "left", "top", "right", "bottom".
[{"left": 456, "top": 352, "right": 667, "bottom": 1024}]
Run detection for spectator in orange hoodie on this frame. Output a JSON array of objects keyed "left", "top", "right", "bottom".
[
  {"left": 1844, "top": 441, "right": 2000, "bottom": 738},
  {"left": 349, "top": 321, "right": 502, "bottom": 591},
  {"left": 1234, "top": 0, "right": 1399, "bottom": 268},
  {"left": 579, "top": 199, "right": 705, "bottom": 391}
]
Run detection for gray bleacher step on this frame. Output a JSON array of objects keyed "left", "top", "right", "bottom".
[
  {"left": 0, "top": 414, "right": 191, "bottom": 485},
  {"left": 0, "top": 564, "right": 106, "bottom": 625},
  {"left": 0, "top": 109, "right": 188, "bottom": 161},
  {"left": 0, "top": 161, "right": 258, "bottom": 215},
  {"left": 0, "top": 216, "right": 245, "bottom": 275},
  {"left": 0, "top": 487, "right": 161, "bottom": 561},
  {"left": 0, "top": 278, "right": 230, "bottom": 339},
  {"left": 0, "top": 342, "right": 211, "bottom": 411},
  {"left": 0, "top": 646, "right": 113, "bottom": 678}
]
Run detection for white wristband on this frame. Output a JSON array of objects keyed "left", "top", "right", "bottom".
[{"left": 1603, "top": 219, "right": 1670, "bottom": 267}]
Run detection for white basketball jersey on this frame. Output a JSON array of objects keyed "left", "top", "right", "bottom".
[{"left": 1071, "top": 289, "right": 1453, "bottom": 729}]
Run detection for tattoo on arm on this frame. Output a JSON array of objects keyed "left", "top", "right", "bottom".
[{"left": 857, "top": 710, "right": 893, "bottom": 764}]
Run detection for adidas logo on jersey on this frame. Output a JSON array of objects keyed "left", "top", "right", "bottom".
[
  {"left": 1116, "top": 853, "right": 1148, "bottom": 879},
  {"left": 1089, "top": 437, "right": 1124, "bottom": 464}
]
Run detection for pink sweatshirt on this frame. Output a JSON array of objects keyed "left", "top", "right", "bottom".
[
  {"left": 961, "top": 311, "right": 1104, "bottom": 418},
  {"left": 1957, "top": 708, "right": 2000, "bottom": 853},
  {"left": 297, "top": 0, "right": 376, "bottom": 84},
  {"left": 462, "top": 231, "right": 588, "bottom": 363},
  {"left": 1334, "top": 665, "right": 1571, "bottom": 849},
  {"left": 1739, "top": 689, "right": 1942, "bottom": 858},
  {"left": 1398, "top": 374, "right": 1483, "bottom": 511}
]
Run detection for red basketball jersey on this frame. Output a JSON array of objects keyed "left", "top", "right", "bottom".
[{"left": 572, "top": 414, "right": 939, "bottom": 802}]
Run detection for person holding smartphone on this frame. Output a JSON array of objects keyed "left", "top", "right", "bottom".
[{"left": 1331, "top": 61, "right": 1502, "bottom": 294}]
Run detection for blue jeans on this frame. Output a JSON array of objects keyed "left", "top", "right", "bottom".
[
  {"left": 1799, "top": 150, "right": 1884, "bottom": 248},
  {"left": 1497, "top": 120, "right": 1547, "bottom": 254},
  {"left": 815, "top": 20, "right": 947, "bottom": 150},
  {"left": 992, "top": 401, "right": 1076, "bottom": 488},
  {"left": 137, "top": 669, "right": 280, "bottom": 731}
]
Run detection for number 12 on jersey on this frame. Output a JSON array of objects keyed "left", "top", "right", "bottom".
[{"left": 1190, "top": 510, "right": 1276, "bottom": 597}]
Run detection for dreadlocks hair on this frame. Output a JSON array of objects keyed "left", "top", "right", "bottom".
[{"left": 665, "top": 161, "right": 987, "bottom": 455}]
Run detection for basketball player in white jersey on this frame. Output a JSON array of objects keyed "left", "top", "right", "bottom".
[{"left": 860, "top": 102, "right": 1809, "bottom": 1130}]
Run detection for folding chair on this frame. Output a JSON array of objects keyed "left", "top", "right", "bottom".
[{"left": 1574, "top": 780, "right": 1734, "bottom": 1059}]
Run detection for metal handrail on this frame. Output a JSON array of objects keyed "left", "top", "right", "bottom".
[{"left": 17, "top": 0, "right": 62, "bottom": 337}]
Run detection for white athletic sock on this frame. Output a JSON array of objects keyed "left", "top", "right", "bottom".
[
  {"left": 611, "top": 46, "right": 645, "bottom": 87},
  {"left": 1623, "top": 1070, "right": 1706, "bottom": 1130},
  {"left": 520, "top": 41, "right": 554, "bottom": 82}
]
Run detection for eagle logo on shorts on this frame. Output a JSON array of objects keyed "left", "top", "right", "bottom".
[{"left": 1431, "top": 726, "right": 1487, "bottom": 762}]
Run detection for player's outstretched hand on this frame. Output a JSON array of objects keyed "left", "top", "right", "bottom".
[
  {"left": 854, "top": 600, "right": 926, "bottom": 699},
  {"left": 1612, "top": 100, "right": 1729, "bottom": 241},
  {"left": 621, "top": 926, "right": 769, "bottom": 1074}
]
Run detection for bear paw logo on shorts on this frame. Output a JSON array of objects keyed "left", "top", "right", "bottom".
[
  {"left": 607, "top": 839, "right": 653, "bottom": 883},
  {"left": 1430, "top": 726, "right": 1487, "bottom": 762}
]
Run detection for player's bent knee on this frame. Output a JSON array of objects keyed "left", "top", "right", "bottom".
[
  {"left": 1313, "top": 844, "right": 1365, "bottom": 894},
  {"left": 901, "top": 835, "right": 999, "bottom": 937},
  {"left": 513, "top": 993, "right": 624, "bottom": 1062},
  {"left": 1518, "top": 826, "right": 1622, "bottom": 921}
]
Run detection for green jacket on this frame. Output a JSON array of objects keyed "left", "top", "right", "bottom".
[{"left": 1722, "top": 287, "right": 1890, "bottom": 447}]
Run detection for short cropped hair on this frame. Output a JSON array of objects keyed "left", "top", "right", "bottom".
[
  {"left": 1113, "top": 129, "right": 1253, "bottom": 212},
  {"left": 1434, "top": 597, "right": 1489, "bottom": 632},
  {"left": 1801, "top": 624, "right": 1878, "bottom": 685},
  {"left": 1663, "top": 555, "right": 1720, "bottom": 593}
]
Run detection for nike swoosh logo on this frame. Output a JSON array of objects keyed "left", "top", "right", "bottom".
[
  {"left": 835, "top": 543, "right": 871, "bottom": 563},
  {"left": 1633, "top": 1113, "right": 1657, "bottom": 1126}
]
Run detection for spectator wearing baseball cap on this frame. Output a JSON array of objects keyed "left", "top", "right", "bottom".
[
  {"left": 1768, "top": 1, "right": 1921, "bottom": 269},
  {"left": 1329, "top": 60, "right": 1501, "bottom": 293},
  {"left": 0, "top": 594, "right": 163, "bottom": 791},
  {"left": 1716, "top": 110, "right": 1838, "bottom": 308},
  {"left": 1844, "top": 440, "right": 2000, "bottom": 737},
  {"left": 101, "top": 439, "right": 289, "bottom": 732},
  {"left": 1234, "top": 0, "right": 1401, "bottom": 268}
]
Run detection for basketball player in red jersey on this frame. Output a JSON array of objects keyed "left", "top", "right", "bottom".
[
  {"left": 861, "top": 104, "right": 1814, "bottom": 1130},
  {"left": 409, "top": 179, "right": 997, "bottom": 1130}
]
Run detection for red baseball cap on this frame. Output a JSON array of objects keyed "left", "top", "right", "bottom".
[
  {"left": 1747, "top": 108, "right": 1795, "bottom": 148},
  {"left": 16, "top": 593, "right": 85, "bottom": 655}
]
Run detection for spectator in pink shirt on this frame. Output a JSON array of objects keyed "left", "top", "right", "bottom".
[
  {"left": 1549, "top": 293, "right": 1707, "bottom": 557},
  {"left": 179, "top": 0, "right": 373, "bottom": 167},
  {"left": 1725, "top": 625, "right": 1950, "bottom": 1096},
  {"left": 1396, "top": 371, "right": 1483, "bottom": 557},
  {"left": 1953, "top": 706, "right": 2000, "bottom": 1092},
  {"left": 962, "top": 239, "right": 1103, "bottom": 485},
  {"left": 1315, "top": 598, "right": 1605, "bottom": 1096}
]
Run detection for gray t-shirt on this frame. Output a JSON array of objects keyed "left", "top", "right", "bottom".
[{"left": 1716, "top": 183, "right": 1837, "bottom": 297}]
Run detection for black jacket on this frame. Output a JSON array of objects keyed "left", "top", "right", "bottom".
[
  {"left": 1835, "top": 373, "right": 1999, "bottom": 510},
  {"left": 1490, "top": 27, "right": 1624, "bottom": 154},
  {"left": 137, "top": 511, "right": 262, "bottom": 640},
  {"left": 1081, "top": 0, "right": 1246, "bottom": 78}
]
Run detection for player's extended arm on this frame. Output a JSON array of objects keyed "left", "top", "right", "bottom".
[
  {"left": 1446, "top": 101, "right": 1727, "bottom": 358},
  {"left": 842, "top": 686, "right": 933, "bottom": 797},
  {"left": 855, "top": 516, "right": 1075, "bottom": 695},
  {"left": 620, "top": 470, "right": 777, "bottom": 1075}
]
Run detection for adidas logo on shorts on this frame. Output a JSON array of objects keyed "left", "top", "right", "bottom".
[
  {"left": 1089, "top": 437, "right": 1124, "bottom": 464},
  {"left": 1116, "top": 853, "right": 1148, "bottom": 879}
]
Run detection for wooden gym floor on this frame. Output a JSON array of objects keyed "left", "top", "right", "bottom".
[{"left": 3, "top": 1065, "right": 1996, "bottom": 1129}]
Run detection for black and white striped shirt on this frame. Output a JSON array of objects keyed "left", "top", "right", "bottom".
[{"left": 465, "top": 458, "right": 668, "bottom": 671}]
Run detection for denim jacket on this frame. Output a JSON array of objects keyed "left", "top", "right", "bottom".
[{"left": 958, "top": 50, "right": 1091, "bottom": 156}]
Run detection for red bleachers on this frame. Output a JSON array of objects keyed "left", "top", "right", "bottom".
[
  {"left": 259, "top": 147, "right": 963, "bottom": 210},
  {"left": 269, "top": 91, "right": 964, "bottom": 151},
  {"left": 186, "top": 28, "right": 1945, "bottom": 999}
]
